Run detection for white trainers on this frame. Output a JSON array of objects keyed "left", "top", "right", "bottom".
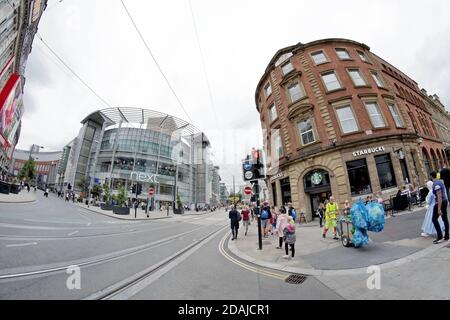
[
  {"left": 282, "top": 255, "right": 290, "bottom": 259},
  {"left": 421, "top": 233, "right": 428, "bottom": 237}
]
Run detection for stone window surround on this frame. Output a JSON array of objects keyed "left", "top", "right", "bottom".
[
  {"left": 369, "top": 69, "right": 386, "bottom": 88},
  {"left": 360, "top": 96, "right": 389, "bottom": 130},
  {"left": 271, "top": 128, "right": 284, "bottom": 160},
  {"left": 331, "top": 98, "right": 361, "bottom": 136},
  {"left": 280, "top": 60, "right": 295, "bottom": 76},
  {"left": 285, "top": 79, "right": 307, "bottom": 105},
  {"left": 268, "top": 103, "right": 278, "bottom": 124},
  {"left": 383, "top": 97, "right": 405, "bottom": 129},
  {"left": 356, "top": 50, "right": 371, "bottom": 64},
  {"left": 320, "top": 69, "right": 345, "bottom": 93},
  {"left": 295, "top": 115, "right": 319, "bottom": 149},
  {"left": 264, "top": 81, "right": 272, "bottom": 99},
  {"left": 346, "top": 67, "right": 371, "bottom": 88},
  {"left": 309, "top": 49, "right": 330, "bottom": 66},
  {"left": 335, "top": 47, "right": 353, "bottom": 61}
]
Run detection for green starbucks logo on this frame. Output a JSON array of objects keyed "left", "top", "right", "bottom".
[{"left": 311, "top": 172, "right": 323, "bottom": 185}]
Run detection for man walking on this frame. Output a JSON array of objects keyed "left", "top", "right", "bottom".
[
  {"left": 430, "top": 171, "right": 449, "bottom": 244},
  {"left": 228, "top": 205, "right": 240, "bottom": 240},
  {"left": 323, "top": 196, "right": 339, "bottom": 240},
  {"left": 260, "top": 201, "right": 272, "bottom": 238}
]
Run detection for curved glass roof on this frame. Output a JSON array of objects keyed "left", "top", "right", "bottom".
[{"left": 81, "top": 107, "right": 204, "bottom": 139}]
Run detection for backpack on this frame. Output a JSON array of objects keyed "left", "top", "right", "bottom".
[
  {"left": 290, "top": 209, "right": 297, "bottom": 221},
  {"left": 261, "top": 208, "right": 269, "bottom": 219}
]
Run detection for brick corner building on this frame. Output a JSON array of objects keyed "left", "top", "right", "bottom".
[{"left": 255, "top": 38, "right": 449, "bottom": 222}]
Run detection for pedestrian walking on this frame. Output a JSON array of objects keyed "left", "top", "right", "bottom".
[
  {"left": 270, "top": 206, "right": 277, "bottom": 235},
  {"left": 323, "top": 196, "right": 339, "bottom": 240},
  {"left": 430, "top": 171, "right": 449, "bottom": 244},
  {"left": 317, "top": 202, "right": 325, "bottom": 228},
  {"left": 287, "top": 203, "right": 297, "bottom": 223},
  {"left": 283, "top": 216, "right": 296, "bottom": 259},
  {"left": 241, "top": 206, "right": 251, "bottom": 236},
  {"left": 44, "top": 188, "right": 49, "bottom": 198},
  {"left": 260, "top": 201, "right": 272, "bottom": 238},
  {"left": 229, "top": 205, "right": 240, "bottom": 240},
  {"left": 275, "top": 207, "right": 288, "bottom": 249},
  {"left": 421, "top": 180, "right": 444, "bottom": 237}
]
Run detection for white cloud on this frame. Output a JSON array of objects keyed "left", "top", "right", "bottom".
[{"left": 17, "top": 0, "right": 450, "bottom": 187}]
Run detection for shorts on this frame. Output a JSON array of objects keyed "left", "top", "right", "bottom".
[
  {"left": 325, "top": 218, "right": 337, "bottom": 230},
  {"left": 261, "top": 219, "right": 269, "bottom": 229}
]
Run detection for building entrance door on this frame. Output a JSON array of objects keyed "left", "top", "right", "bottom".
[{"left": 303, "top": 169, "right": 332, "bottom": 220}]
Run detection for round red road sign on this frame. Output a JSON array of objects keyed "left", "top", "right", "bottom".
[
  {"left": 244, "top": 186, "right": 252, "bottom": 195},
  {"left": 148, "top": 187, "right": 155, "bottom": 196}
]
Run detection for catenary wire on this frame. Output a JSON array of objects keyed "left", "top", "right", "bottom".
[
  {"left": 119, "top": 0, "right": 194, "bottom": 125},
  {"left": 36, "top": 32, "right": 114, "bottom": 108}
]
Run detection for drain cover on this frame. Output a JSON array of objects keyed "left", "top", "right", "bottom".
[{"left": 285, "top": 274, "right": 308, "bottom": 285}]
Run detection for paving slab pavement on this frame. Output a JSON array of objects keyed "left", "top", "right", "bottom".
[
  {"left": 0, "top": 191, "right": 36, "bottom": 203},
  {"left": 228, "top": 207, "right": 446, "bottom": 275},
  {"left": 75, "top": 203, "right": 173, "bottom": 220}
]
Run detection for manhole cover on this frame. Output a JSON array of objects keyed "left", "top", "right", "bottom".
[{"left": 285, "top": 274, "right": 308, "bottom": 285}]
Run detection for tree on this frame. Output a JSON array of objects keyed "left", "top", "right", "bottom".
[
  {"left": 176, "top": 193, "right": 182, "bottom": 209},
  {"left": 115, "top": 184, "right": 128, "bottom": 207},
  {"left": 77, "top": 177, "right": 88, "bottom": 193},
  {"left": 103, "top": 184, "right": 111, "bottom": 204},
  {"left": 18, "top": 158, "right": 36, "bottom": 183},
  {"left": 91, "top": 184, "right": 103, "bottom": 197}
]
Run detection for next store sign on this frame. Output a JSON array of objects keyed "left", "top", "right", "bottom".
[{"left": 352, "top": 146, "right": 385, "bottom": 158}]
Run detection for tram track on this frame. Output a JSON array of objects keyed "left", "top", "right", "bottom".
[{"left": 85, "top": 222, "right": 229, "bottom": 300}]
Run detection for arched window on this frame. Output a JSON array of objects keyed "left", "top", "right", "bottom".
[{"left": 422, "top": 148, "right": 432, "bottom": 178}]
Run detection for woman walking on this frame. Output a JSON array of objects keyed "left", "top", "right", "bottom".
[
  {"left": 283, "top": 216, "right": 296, "bottom": 259},
  {"left": 421, "top": 180, "right": 445, "bottom": 237},
  {"left": 317, "top": 202, "right": 325, "bottom": 228},
  {"left": 270, "top": 206, "right": 278, "bottom": 235},
  {"left": 229, "top": 205, "right": 240, "bottom": 240},
  {"left": 275, "top": 207, "right": 289, "bottom": 249}
]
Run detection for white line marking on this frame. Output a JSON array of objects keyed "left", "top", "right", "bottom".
[
  {"left": 87, "top": 223, "right": 92, "bottom": 227},
  {"left": 68, "top": 231, "right": 79, "bottom": 236},
  {"left": 5, "top": 242, "right": 37, "bottom": 248}
]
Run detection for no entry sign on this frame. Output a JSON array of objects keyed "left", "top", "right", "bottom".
[
  {"left": 244, "top": 186, "right": 252, "bottom": 195},
  {"left": 148, "top": 187, "right": 155, "bottom": 196}
]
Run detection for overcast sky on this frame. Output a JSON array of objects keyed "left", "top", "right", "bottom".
[{"left": 17, "top": 0, "right": 450, "bottom": 188}]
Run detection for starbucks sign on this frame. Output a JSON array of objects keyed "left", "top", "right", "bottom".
[{"left": 311, "top": 172, "right": 323, "bottom": 185}]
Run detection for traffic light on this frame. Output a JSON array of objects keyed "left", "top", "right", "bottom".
[
  {"left": 132, "top": 184, "right": 136, "bottom": 194},
  {"left": 136, "top": 184, "right": 142, "bottom": 195},
  {"left": 243, "top": 149, "right": 265, "bottom": 181}
]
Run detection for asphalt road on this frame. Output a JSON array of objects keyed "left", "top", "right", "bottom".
[{"left": 0, "top": 191, "right": 341, "bottom": 300}]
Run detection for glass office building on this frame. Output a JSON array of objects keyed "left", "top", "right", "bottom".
[{"left": 59, "top": 108, "right": 214, "bottom": 207}]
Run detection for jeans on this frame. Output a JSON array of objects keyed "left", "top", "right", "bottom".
[{"left": 432, "top": 200, "right": 449, "bottom": 240}]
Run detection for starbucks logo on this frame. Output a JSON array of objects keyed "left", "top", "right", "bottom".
[{"left": 311, "top": 172, "right": 323, "bottom": 185}]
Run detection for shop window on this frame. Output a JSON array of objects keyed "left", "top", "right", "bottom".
[
  {"left": 271, "top": 182, "right": 277, "bottom": 206},
  {"left": 280, "top": 178, "right": 292, "bottom": 205},
  {"left": 375, "top": 154, "right": 397, "bottom": 190},
  {"left": 346, "top": 159, "right": 372, "bottom": 196}
]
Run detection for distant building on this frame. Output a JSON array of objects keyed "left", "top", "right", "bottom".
[
  {"left": 211, "top": 166, "right": 220, "bottom": 206},
  {"left": 10, "top": 148, "right": 61, "bottom": 189},
  {"left": 219, "top": 182, "right": 229, "bottom": 205}
]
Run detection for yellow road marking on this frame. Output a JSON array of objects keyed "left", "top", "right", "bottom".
[{"left": 218, "top": 233, "right": 287, "bottom": 281}]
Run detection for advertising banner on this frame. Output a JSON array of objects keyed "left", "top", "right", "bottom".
[{"left": 0, "top": 73, "right": 21, "bottom": 148}]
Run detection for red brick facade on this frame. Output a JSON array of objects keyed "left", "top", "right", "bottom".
[{"left": 255, "top": 38, "right": 447, "bottom": 220}]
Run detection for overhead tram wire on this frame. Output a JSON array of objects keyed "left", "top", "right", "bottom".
[
  {"left": 36, "top": 32, "right": 114, "bottom": 109},
  {"left": 120, "top": 0, "right": 194, "bottom": 125},
  {"left": 188, "top": 0, "right": 219, "bottom": 127}
]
